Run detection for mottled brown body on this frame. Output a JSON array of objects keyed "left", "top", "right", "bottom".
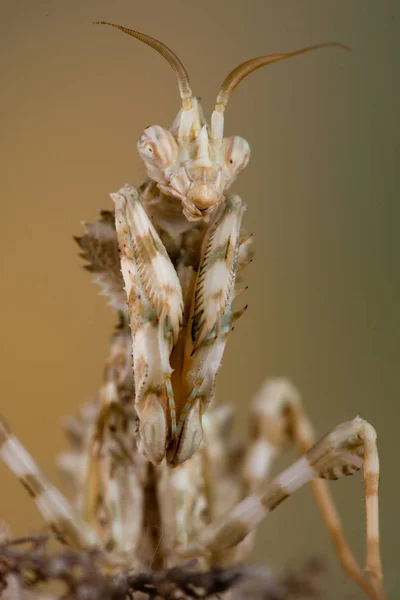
[{"left": 0, "top": 21, "right": 386, "bottom": 600}]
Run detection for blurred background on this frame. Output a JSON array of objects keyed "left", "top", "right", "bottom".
[{"left": 0, "top": 1, "right": 398, "bottom": 598}]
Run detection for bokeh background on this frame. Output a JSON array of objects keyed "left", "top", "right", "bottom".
[{"left": 0, "top": 1, "right": 399, "bottom": 598}]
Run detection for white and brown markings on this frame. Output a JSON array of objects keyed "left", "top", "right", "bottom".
[{"left": 0, "top": 22, "right": 386, "bottom": 600}]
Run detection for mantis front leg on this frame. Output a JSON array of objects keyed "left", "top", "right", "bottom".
[
  {"left": 113, "top": 185, "right": 184, "bottom": 465},
  {"left": 114, "top": 187, "right": 248, "bottom": 467},
  {"left": 169, "top": 194, "right": 247, "bottom": 465}
]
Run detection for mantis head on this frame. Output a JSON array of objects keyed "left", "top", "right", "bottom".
[{"left": 95, "top": 22, "right": 348, "bottom": 222}]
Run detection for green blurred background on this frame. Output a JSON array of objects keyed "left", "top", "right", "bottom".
[{"left": 0, "top": 1, "right": 398, "bottom": 597}]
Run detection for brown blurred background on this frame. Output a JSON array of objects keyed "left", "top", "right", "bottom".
[{"left": 0, "top": 1, "right": 399, "bottom": 597}]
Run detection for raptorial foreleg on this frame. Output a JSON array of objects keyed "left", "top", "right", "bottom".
[
  {"left": 113, "top": 184, "right": 184, "bottom": 464},
  {"left": 169, "top": 194, "right": 247, "bottom": 464}
]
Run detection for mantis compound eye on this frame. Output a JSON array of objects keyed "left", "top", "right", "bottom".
[
  {"left": 137, "top": 125, "right": 179, "bottom": 168},
  {"left": 223, "top": 135, "right": 250, "bottom": 181}
]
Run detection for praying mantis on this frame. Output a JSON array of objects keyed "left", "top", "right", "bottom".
[{"left": 0, "top": 22, "right": 386, "bottom": 600}]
